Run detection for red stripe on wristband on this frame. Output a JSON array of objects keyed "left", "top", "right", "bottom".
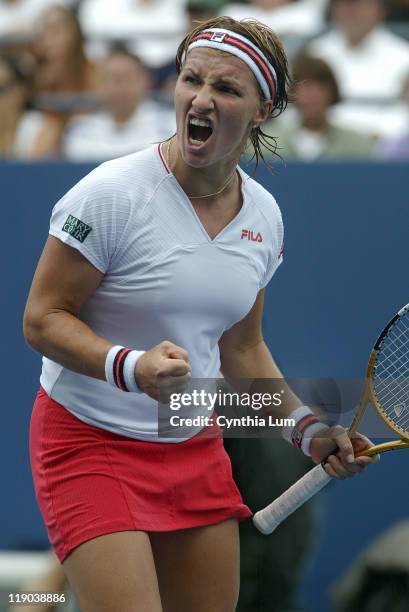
[
  {"left": 291, "top": 414, "right": 319, "bottom": 449},
  {"left": 113, "top": 348, "right": 132, "bottom": 391}
]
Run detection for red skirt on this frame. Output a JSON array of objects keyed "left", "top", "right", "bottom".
[{"left": 30, "top": 388, "right": 251, "bottom": 562}]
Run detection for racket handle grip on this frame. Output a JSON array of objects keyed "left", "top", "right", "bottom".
[{"left": 253, "top": 464, "right": 331, "bottom": 535}]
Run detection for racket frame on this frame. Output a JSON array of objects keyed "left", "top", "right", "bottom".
[{"left": 366, "top": 304, "right": 409, "bottom": 442}]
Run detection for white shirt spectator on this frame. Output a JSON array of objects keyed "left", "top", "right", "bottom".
[
  {"left": 221, "top": 0, "right": 329, "bottom": 39},
  {"left": 308, "top": 26, "right": 409, "bottom": 137},
  {"left": 63, "top": 100, "right": 176, "bottom": 161},
  {"left": 309, "top": 26, "right": 409, "bottom": 102},
  {"left": 13, "top": 110, "right": 48, "bottom": 157},
  {"left": 79, "top": 0, "right": 187, "bottom": 67},
  {"left": 0, "top": 0, "right": 76, "bottom": 38}
]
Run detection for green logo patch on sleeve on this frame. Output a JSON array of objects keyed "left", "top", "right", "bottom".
[{"left": 62, "top": 215, "right": 92, "bottom": 243}]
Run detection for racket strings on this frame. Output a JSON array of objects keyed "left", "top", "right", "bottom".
[
  {"left": 374, "top": 313, "right": 409, "bottom": 432},
  {"left": 376, "top": 382, "right": 409, "bottom": 429},
  {"left": 379, "top": 321, "right": 409, "bottom": 370}
]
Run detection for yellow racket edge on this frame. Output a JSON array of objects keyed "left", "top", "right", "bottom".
[{"left": 357, "top": 439, "right": 409, "bottom": 457}]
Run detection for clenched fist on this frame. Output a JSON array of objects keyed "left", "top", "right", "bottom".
[{"left": 135, "top": 341, "right": 191, "bottom": 400}]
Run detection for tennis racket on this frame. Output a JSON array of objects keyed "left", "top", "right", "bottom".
[{"left": 253, "top": 303, "right": 409, "bottom": 535}]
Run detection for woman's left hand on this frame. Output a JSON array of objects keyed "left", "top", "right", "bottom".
[{"left": 309, "top": 426, "right": 380, "bottom": 480}]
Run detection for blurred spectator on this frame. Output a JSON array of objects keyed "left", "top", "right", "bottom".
[
  {"left": 378, "top": 73, "right": 409, "bottom": 159},
  {"left": 0, "top": 53, "right": 47, "bottom": 158},
  {"left": 0, "top": 0, "right": 76, "bottom": 40},
  {"left": 154, "top": 0, "right": 225, "bottom": 102},
  {"left": 331, "top": 519, "right": 409, "bottom": 612},
  {"left": 306, "top": 0, "right": 409, "bottom": 137},
  {"left": 62, "top": 48, "right": 175, "bottom": 161},
  {"left": 78, "top": 0, "right": 187, "bottom": 68},
  {"left": 262, "top": 55, "right": 375, "bottom": 160},
  {"left": 387, "top": 0, "right": 409, "bottom": 22},
  {"left": 29, "top": 4, "right": 100, "bottom": 157},
  {"left": 188, "top": 0, "right": 226, "bottom": 31},
  {"left": 222, "top": 0, "right": 329, "bottom": 44},
  {"left": 7, "top": 551, "right": 74, "bottom": 612},
  {"left": 33, "top": 5, "right": 98, "bottom": 95},
  {"left": 225, "top": 437, "right": 316, "bottom": 612}
]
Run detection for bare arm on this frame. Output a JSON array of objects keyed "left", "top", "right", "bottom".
[
  {"left": 219, "top": 290, "right": 377, "bottom": 474},
  {"left": 219, "top": 289, "right": 302, "bottom": 418},
  {"left": 23, "top": 236, "right": 110, "bottom": 379}
]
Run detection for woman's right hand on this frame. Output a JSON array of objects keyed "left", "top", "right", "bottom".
[{"left": 135, "top": 341, "right": 191, "bottom": 400}]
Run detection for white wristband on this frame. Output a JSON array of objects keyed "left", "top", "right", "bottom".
[
  {"left": 282, "top": 405, "right": 314, "bottom": 443},
  {"left": 105, "top": 345, "right": 145, "bottom": 393},
  {"left": 301, "top": 422, "right": 328, "bottom": 457},
  {"left": 105, "top": 345, "right": 124, "bottom": 387},
  {"left": 123, "top": 350, "right": 145, "bottom": 392}
]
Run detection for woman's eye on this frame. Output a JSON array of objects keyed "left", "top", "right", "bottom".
[
  {"left": 219, "top": 85, "right": 239, "bottom": 95},
  {"left": 185, "top": 75, "right": 197, "bottom": 84}
]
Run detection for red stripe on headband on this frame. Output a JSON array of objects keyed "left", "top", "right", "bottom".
[
  {"left": 224, "top": 35, "right": 276, "bottom": 99},
  {"left": 191, "top": 32, "right": 276, "bottom": 100}
]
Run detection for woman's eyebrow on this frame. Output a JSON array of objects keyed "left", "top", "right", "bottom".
[
  {"left": 183, "top": 65, "right": 245, "bottom": 88},
  {"left": 214, "top": 76, "right": 243, "bottom": 88},
  {"left": 183, "top": 66, "right": 201, "bottom": 76}
]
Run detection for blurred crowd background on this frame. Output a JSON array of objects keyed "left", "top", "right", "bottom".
[{"left": 0, "top": 0, "right": 409, "bottom": 162}]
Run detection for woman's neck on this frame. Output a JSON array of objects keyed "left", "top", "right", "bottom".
[{"left": 166, "top": 137, "right": 239, "bottom": 201}]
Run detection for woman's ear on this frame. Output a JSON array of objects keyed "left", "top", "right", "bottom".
[{"left": 253, "top": 99, "right": 273, "bottom": 128}]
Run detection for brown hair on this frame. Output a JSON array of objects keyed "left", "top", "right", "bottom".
[
  {"left": 292, "top": 54, "right": 340, "bottom": 105},
  {"left": 175, "top": 16, "right": 291, "bottom": 166},
  {"left": 34, "top": 5, "right": 90, "bottom": 92}
]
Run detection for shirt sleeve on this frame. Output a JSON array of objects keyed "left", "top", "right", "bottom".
[
  {"left": 260, "top": 203, "right": 284, "bottom": 289},
  {"left": 48, "top": 170, "right": 132, "bottom": 274}
]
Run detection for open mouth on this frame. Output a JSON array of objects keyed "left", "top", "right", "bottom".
[{"left": 188, "top": 116, "right": 213, "bottom": 146}]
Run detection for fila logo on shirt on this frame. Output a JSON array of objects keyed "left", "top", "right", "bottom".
[{"left": 241, "top": 229, "right": 263, "bottom": 243}]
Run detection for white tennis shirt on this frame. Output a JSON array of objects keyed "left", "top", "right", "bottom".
[{"left": 40, "top": 144, "right": 284, "bottom": 441}]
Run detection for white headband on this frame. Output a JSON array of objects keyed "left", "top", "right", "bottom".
[{"left": 184, "top": 27, "right": 278, "bottom": 102}]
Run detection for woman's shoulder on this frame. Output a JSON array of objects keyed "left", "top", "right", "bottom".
[
  {"left": 75, "top": 144, "right": 168, "bottom": 199},
  {"left": 239, "top": 169, "right": 281, "bottom": 215},
  {"left": 50, "top": 145, "right": 168, "bottom": 223},
  {"left": 238, "top": 169, "right": 283, "bottom": 243}
]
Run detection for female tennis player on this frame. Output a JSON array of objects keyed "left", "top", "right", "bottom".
[{"left": 24, "top": 16, "right": 377, "bottom": 612}]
